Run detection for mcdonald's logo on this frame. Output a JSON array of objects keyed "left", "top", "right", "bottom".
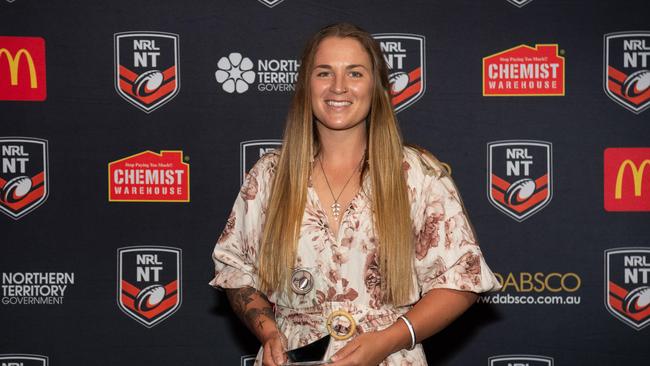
[
  {"left": 0, "top": 36, "right": 46, "bottom": 101},
  {"left": 604, "top": 148, "right": 650, "bottom": 211}
]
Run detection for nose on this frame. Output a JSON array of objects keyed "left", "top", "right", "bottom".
[{"left": 330, "top": 74, "right": 347, "bottom": 94}]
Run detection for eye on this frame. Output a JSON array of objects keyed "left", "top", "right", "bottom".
[
  {"left": 349, "top": 71, "right": 363, "bottom": 78},
  {"left": 315, "top": 70, "right": 331, "bottom": 77}
]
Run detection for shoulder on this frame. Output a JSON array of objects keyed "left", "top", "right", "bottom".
[{"left": 403, "top": 145, "right": 449, "bottom": 180}]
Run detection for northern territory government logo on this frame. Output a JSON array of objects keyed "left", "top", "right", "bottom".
[
  {"left": 118, "top": 246, "right": 182, "bottom": 327},
  {"left": 108, "top": 150, "right": 189, "bottom": 202},
  {"left": 240, "top": 139, "right": 281, "bottom": 185},
  {"left": 487, "top": 140, "right": 552, "bottom": 221},
  {"left": 0, "top": 36, "right": 46, "bottom": 101},
  {"left": 604, "top": 148, "right": 650, "bottom": 212},
  {"left": 0, "top": 354, "right": 48, "bottom": 366},
  {"left": 604, "top": 31, "right": 650, "bottom": 114},
  {"left": 372, "top": 33, "right": 426, "bottom": 113},
  {"left": 489, "top": 355, "right": 553, "bottom": 366},
  {"left": 605, "top": 247, "right": 650, "bottom": 330},
  {"left": 483, "top": 44, "right": 564, "bottom": 96},
  {"left": 0, "top": 137, "right": 48, "bottom": 220},
  {"left": 114, "top": 31, "right": 180, "bottom": 113}
]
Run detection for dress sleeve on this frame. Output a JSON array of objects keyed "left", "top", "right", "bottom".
[
  {"left": 209, "top": 153, "right": 276, "bottom": 290},
  {"left": 412, "top": 154, "right": 501, "bottom": 295}
]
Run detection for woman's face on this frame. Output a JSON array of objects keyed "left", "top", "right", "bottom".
[{"left": 310, "top": 37, "right": 374, "bottom": 132}]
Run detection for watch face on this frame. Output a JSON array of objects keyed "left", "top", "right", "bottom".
[{"left": 285, "top": 335, "right": 331, "bottom": 363}]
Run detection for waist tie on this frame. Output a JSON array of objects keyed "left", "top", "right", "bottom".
[{"left": 275, "top": 302, "right": 409, "bottom": 341}]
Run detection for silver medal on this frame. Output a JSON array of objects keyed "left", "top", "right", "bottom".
[{"left": 290, "top": 268, "right": 314, "bottom": 295}]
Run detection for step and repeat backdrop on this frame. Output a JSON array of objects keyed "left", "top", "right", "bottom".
[{"left": 1, "top": 0, "right": 649, "bottom": 365}]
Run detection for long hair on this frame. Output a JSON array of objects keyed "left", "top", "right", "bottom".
[{"left": 258, "top": 23, "right": 414, "bottom": 305}]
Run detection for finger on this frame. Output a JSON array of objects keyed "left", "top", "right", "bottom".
[
  {"left": 262, "top": 342, "right": 277, "bottom": 366},
  {"left": 270, "top": 337, "right": 286, "bottom": 365},
  {"left": 330, "top": 340, "right": 360, "bottom": 363}
]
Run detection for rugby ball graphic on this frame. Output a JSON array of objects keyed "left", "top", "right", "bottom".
[
  {"left": 1, "top": 175, "right": 32, "bottom": 203},
  {"left": 505, "top": 178, "right": 536, "bottom": 205},
  {"left": 135, "top": 284, "right": 166, "bottom": 311},
  {"left": 622, "top": 286, "right": 650, "bottom": 314},
  {"left": 133, "top": 70, "right": 164, "bottom": 97},
  {"left": 388, "top": 72, "right": 409, "bottom": 94},
  {"left": 622, "top": 69, "right": 650, "bottom": 98}
]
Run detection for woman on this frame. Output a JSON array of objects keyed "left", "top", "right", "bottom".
[{"left": 211, "top": 23, "right": 500, "bottom": 366}]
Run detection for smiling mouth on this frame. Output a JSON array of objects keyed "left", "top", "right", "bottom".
[{"left": 326, "top": 100, "right": 352, "bottom": 107}]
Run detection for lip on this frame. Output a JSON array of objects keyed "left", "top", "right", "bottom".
[{"left": 325, "top": 99, "right": 352, "bottom": 108}]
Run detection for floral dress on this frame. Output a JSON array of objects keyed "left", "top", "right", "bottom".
[{"left": 210, "top": 146, "right": 500, "bottom": 365}]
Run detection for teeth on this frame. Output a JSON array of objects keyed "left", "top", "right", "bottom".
[{"left": 326, "top": 100, "right": 351, "bottom": 107}]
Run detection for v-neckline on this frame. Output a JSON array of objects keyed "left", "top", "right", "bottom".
[{"left": 308, "top": 180, "right": 365, "bottom": 242}]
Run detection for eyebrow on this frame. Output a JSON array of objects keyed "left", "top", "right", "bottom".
[{"left": 314, "top": 64, "right": 369, "bottom": 70}]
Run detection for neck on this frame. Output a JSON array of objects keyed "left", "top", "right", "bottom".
[{"left": 315, "top": 121, "right": 367, "bottom": 167}]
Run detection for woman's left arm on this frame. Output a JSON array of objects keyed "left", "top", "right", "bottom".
[{"left": 330, "top": 288, "right": 478, "bottom": 366}]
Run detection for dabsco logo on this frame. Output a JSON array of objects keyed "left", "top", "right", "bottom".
[
  {"left": 0, "top": 137, "right": 49, "bottom": 220},
  {"left": 373, "top": 33, "right": 426, "bottom": 113},
  {"left": 240, "top": 139, "right": 281, "bottom": 185},
  {"left": 604, "top": 148, "right": 650, "bottom": 211},
  {"left": 0, "top": 36, "right": 46, "bottom": 101},
  {"left": 487, "top": 140, "right": 552, "bottom": 221},
  {"left": 0, "top": 354, "right": 48, "bottom": 366},
  {"left": 114, "top": 31, "right": 180, "bottom": 113},
  {"left": 117, "top": 246, "right": 182, "bottom": 328},
  {"left": 483, "top": 44, "right": 564, "bottom": 96},
  {"left": 604, "top": 31, "right": 650, "bottom": 114},
  {"left": 108, "top": 150, "right": 189, "bottom": 202},
  {"left": 605, "top": 247, "right": 650, "bottom": 330}
]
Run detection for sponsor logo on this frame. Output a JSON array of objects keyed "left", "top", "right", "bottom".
[
  {"left": 483, "top": 44, "right": 564, "bottom": 96},
  {"left": 604, "top": 31, "right": 650, "bottom": 114},
  {"left": 117, "top": 246, "right": 182, "bottom": 327},
  {"left": 108, "top": 150, "right": 189, "bottom": 202},
  {"left": 241, "top": 355, "right": 256, "bottom": 366},
  {"left": 489, "top": 355, "right": 553, "bottom": 366},
  {"left": 240, "top": 139, "right": 281, "bottom": 185},
  {"left": 604, "top": 148, "right": 650, "bottom": 211},
  {"left": 506, "top": 0, "right": 534, "bottom": 7},
  {"left": 478, "top": 271, "right": 582, "bottom": 305},
  {"left": 0, "top": 354, "right": 48, "bottom": 366},
  {"left": 257, "top": 0, "right": 284, "bottom": 8},
  {"left": 114, "top": 31, "right": 180, "bottom": 113},
  {"left": 605, "top": 247, "right": 650, "bottom": 330},
  {"left": 487, "top": 140, "right": 552, "bottom": 221},
  {"left": 0, "top": 137, "right": 48, "bottom": 220},
  {"left": 0, "top": 36, "right": 46, "bottom": 101},
  {"left": 215, "top": 52, "right": 299, "bottom": 94},
  {"left": 372, "top": 33, "right": 426, "bottom": 113},
  {"left": 1, "top": 272, "right": 74, "bottom": 305}
]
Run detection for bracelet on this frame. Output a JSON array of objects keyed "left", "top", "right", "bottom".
[{"left": 398, "top": 315, "right": 416, "bottom": 351}]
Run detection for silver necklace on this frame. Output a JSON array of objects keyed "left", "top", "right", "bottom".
[{"left": 318, "top": 154, "right": 365, "bottom": 222}]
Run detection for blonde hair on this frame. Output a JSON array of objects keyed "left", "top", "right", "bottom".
[{"left": 258, "top": 23, "right": 414, "bottom": 305}]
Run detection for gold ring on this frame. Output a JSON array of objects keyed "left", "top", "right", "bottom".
[{"left": 326, "top": 309, "right": 356, "bottom": 341}]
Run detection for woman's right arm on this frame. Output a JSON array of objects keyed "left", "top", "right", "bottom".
[{"left": 225, "top": 287, "right": 287, "bottom": 366}]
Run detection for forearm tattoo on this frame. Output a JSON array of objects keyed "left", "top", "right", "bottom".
[{"left": 226, "top": 287, "right": 275, "bottom": 332}]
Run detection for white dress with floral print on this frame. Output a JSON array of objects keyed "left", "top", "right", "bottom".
[{"left": 210, "top": 147, "right": 500, "bottom": 365}]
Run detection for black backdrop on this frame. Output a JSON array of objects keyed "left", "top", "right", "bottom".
[{"left": 1, "top": 0, "right": 649, "bottom": 365}]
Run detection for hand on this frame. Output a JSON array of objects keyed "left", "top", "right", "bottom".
[
  {"left": 329, "top": 330, "right": 395, "bottom": 366},
  {"left": 262, "top": 330, "right": 288, "bottom": 366}
]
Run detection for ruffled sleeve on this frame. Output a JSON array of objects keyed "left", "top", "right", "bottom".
[
  {"left": 408, "top": 149, "right": 501, "bottom": 295},
  {"left": 209, "top": 152, "right": 278, "bottom": 290}
]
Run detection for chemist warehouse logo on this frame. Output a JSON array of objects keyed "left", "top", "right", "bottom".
[
  {"left": 483, "top": 44, "right": 564, "bottom": 96},
  {"left": 487, "top": 140, "right": 552, "bottom": 221},
  {"left": 118, "top": 246, "right": 182, "bottom": 328},
  {"left": 0, "top": 137, "right": 49, "bottom": 220},
  {"left": 114, "top": 31, "right": 180, "bottom": 113},
  {"left": 215, "top": 52, "right": 299, "bottom": 94},
  {"left": 2, "top": 272, "right": 74, "bottom": 305},
  {"left": 373, "top": 33, "right": 426, "bottom": 113},
  {"left": 604, "top": 31, "right": 650, "bottom": 114},
  {"left": 605, "top": 247, "right": 650, "bottom": 330},
  {"left": 0, "top": 355, "right": 48, "bottom": 366},
  {"left": 108, "top": 150, "right": 189, "bottom": 202}
]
